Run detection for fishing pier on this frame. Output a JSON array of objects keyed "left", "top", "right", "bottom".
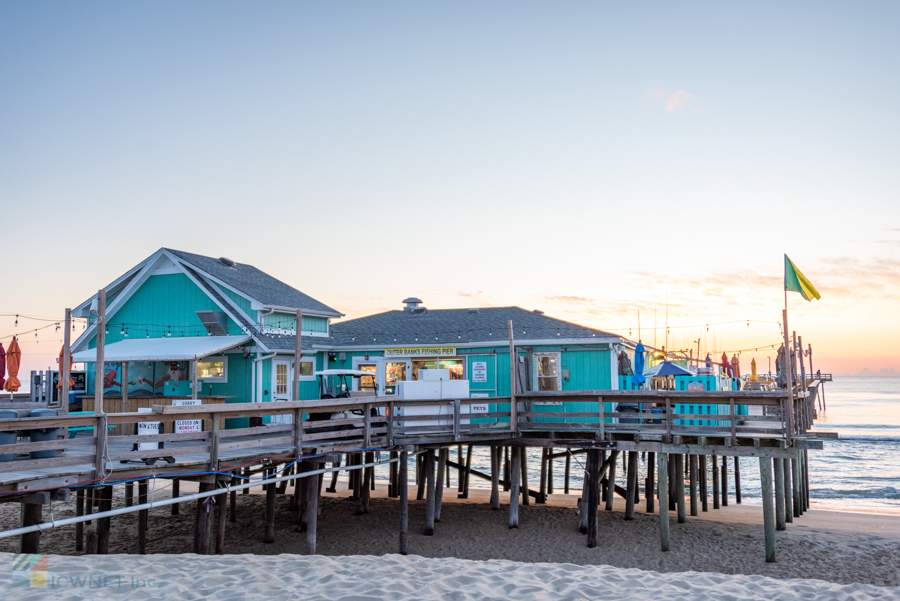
[{"left": 0, "top": 387, "right": 826, "bottom": 563}]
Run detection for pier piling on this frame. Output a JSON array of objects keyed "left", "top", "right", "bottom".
[
  {"left": 399, "top": 451, "right": 409, "bottom": 555},
  {"left": 646, "top": 451, "right": 655, "bottom": 514},
  {"left": 657, "top": 453, "right": 670, "bottom": 552},
  {"left": 760, "top": 457, "right": 777, "bottom": 563},
  {"left": 675, "top": 454, "right": 686, "bottom": 524},
  {"left": 509, "top": 445, "right": 521, "bottom": 529},
  {"left": 774, "top": 456, "right": 786, "bottom": 531}
]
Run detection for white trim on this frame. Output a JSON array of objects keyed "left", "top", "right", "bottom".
[
  {"left": 310, "top": 338, "right": 621, "bottom": 352},
  {"left": 72, "top": 256, "right": 153, "bottom": 317},
  {"left": 262, "top": 304, "right": 343, "bottom": 318}
]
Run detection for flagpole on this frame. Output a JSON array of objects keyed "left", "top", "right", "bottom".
[{"left": 782, "top": 287, "right": 794, "bottom": 443}]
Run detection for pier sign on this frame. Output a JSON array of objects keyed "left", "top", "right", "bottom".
[
  {"left": 173, "top": 398, "right": 203, "bottom": 433},
  {"left": 384, "top": 347, "right": 456, "bottom": 358},
  {"left": 136, "top": 408, "right": 160, "bottom": 451},
  {"left": 472, "top": 362, "right": 488, "bottom": 383}
]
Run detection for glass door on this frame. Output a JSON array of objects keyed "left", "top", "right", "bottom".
[
  {"left": 358, "top": 364, "right": 377, "bottom": 392},
  {"left": 384, "top": 362, "right": 407, "bottom": 394}
]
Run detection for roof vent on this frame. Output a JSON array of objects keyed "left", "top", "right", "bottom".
[
  {"left": 468, "top": 308, "right": 479, "bottom": 314},
  {"left": 411, "top": 307, "right": 427, "bottom": 314},
  {"left": 196, "top": 310, "right": 229, "bottom": 336},
  {"left": 403, "top": 297, "right": 424, "bottom": 312},
  {"left": 218, "top": 257, "right": 236, "bottom": 268},
  {"left": 533, "top": 309, "right": 544, "bottom": 315}
]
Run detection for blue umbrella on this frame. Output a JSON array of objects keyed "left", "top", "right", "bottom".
[
  {"left": 653, "top": 361, "right": 694, "bottom": 377},
  {"left": 631, "top": 343, "right": 646, "bottom": 389}
]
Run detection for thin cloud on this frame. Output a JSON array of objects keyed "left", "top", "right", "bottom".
[{"left": 666, "top": 89, "right": 695, "bottom": 112}]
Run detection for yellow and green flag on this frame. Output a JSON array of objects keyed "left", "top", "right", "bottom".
[{"left": 784, "top": 254, "right": 820, "bottom": 301}]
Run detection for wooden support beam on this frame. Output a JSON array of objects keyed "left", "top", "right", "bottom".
[
  {"left": 137, "top": 480, "right": 148, "bottom": 554},
  {"left": 547, "top": 447, "right": 554, "bottom": 495},
  {"left": 760, "top": 457, "right": 776, "bottom": 563},
  {"left": 230, "top": 471, "right": 238, "bottom": 523},
  {"left": 490, "top": 446, "right": 500, "bottom": 510},
  {"left": 20, "top": 503, "right": 42, "bottom": 553},
  {"left": 215, "top": 490, "right": 227, "bottom": 554},
  {"left": 357, "top": 452, "right": 372, "bottom": 515},
  {"left": 586, "top": 449, "right": 599, "bottom": 548},
  {"left": 520, "top": 446, "right": 530, "bottom": 506},
  {"left": 75, "top": 489, "right": 85, "bottom": 552},
  {"left": 416, "top": 453, "right": 426, "bottom": 501},
  {"left": 539, "top": 447, "right": 548, "bottom": 504},
  {"left": 792, "top": 452, "right": 801, "bottom": 517},
  {"left": 658, "top": 453, "right": 670, "bottom": 552},
  {"left": 327, "top": 455, "right": 340, "bottom": 493},
  {"left": 307, "top": 460, "right": 320, "bottom": 556},
  {"left": 721, "top": 455, "right": 728, "bottom": 507},
  {"left": 734, "top": 456, "right": 742, "bottom": 504},
  {"left": 264, "top": 471, "right": 276, "bottom": 544},
  {"left": 624, "top": 451, "right": 638, "bottom": 520},
  {"left": 461, "top": 444, "right": 473, "bottom": 499},
  {"left": 424, "top": 450, "right": 436, "bottom": 535},
  {"left": 435, "top": 448, "right": 447, "bottom": 521},
  {"left": 783, "top": 457, "right": 793, "bottom": 523},
  {"left": 564, "top": 452, "right": 571, "bottom": 495},
  {"left": 668, "top": 453, "right": 676, "bottom": 511},
  {"left": 298, "top": 461, "right": 309, "bottom": 533},
  {"left": 194, "top": 482, "right": 213, "bottom": 554},
  {"left": 712, "top": 454, "right": 720, "bottom": 509},
  {"left": 171, "top": 479, "right": 179, "bottom": 515},
  {"left": 509, "top": 444, "right": 521, "bottom": 529},
  {"left": 97, "top": 485, "right": 112, "bottom": 554},
  {"left": 774, "top": 457, "right": 786, "bottom": 531},
  {"left": 675, "top": 453, "right": 686, "bottom": 524},
  {"left": 689, "top": 454, "right": 698, "bottom": 517},
  {"left": 399, "top": 450, "right": 409, "bottom": 555},
  {"left": 700, "top": 454, "right": 708, "bottom": 512},
  {"left": 605, "top": 450, "right": 618, "bottom": 511},
  {"left": 646, "top": 451, "right": 655, "bottom": 514}
]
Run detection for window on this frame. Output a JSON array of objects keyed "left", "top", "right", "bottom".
[
  {"left": 198, "top": 357, "right": 227, "bottom": 383},
  {"left": 359, "top": 364, "right": 377, "bottom": 391},
  {"left": 296, "top": 359, "right": 315, "bottom": 380},
  {"left": 385, "top": 362, "right": 407, "bottom": 394},
  {"left": 276, "top": 363, "right": 288, "bottom": 395},
  {"left": 534, "top": 353, "right": 561, "bottom": 392}
]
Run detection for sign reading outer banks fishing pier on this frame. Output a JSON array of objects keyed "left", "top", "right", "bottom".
[{"left": 384, "top": 347, "right": 456, "bottom": 358}]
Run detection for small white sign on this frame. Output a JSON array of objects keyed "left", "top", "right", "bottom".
[
  {"left": 137, "top": 407, "right": 160, "bottom": 451},
  {"left": 470, "top": 392, "right": 490, "bottom": 398},
  {"left": 173, "top": 398, "right": 203, "bottom": 433},
  {"left": 469, "top": 403, "right": 489, "bottom": 413},
  {"left": 472, "top": 362, "right": 488, "bottom": 383}
]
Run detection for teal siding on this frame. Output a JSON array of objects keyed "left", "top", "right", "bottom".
[
  {"left": 99, "top": 273, "right": 242, "bottom": 343},
  {"left": 215, "top": 283, "right": 254, "bottom": 317},
  {"left": 262, "top": 312, "right": 328, "bottom": 333}
]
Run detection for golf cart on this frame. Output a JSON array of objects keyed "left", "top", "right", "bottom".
[{"left": 308, "top": 369, "right": 381, "bottom": 433}]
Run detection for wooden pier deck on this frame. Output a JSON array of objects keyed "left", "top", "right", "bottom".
[{"left": 0, "top": 389, "right": 829, "bottom": 561}]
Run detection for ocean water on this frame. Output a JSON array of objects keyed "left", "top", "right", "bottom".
[{"left": 371, "top": 377, "right": 900, "bottom": 515}]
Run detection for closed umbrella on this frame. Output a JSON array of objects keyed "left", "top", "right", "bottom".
[
  {"left": 631, "top": 342, "right": 646, "bottom": 389},
  {"left": 731, "top": 354, "right": 741, "bottom": 379},
  {"left": 3, "top": 337, "right": 21, "bottom": 392},
  {"left": 0, "top": 343, "right": 5, "bottom": 390},
  {"left": 721, "top": 352, "right": 733, "bottom": 378},
  {"left": 58, "top": 345, "right": 74, "bottom": 388}
]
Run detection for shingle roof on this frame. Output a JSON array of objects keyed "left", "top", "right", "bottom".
[
  {"left": 184, "top": 265, "right": 318, "bottom": 352},
  {"left": 328, "top": 307, "right": 623, "bottom": 347},
  {"left": 166, "top": 249, "right": 341, "bottom": 317}
]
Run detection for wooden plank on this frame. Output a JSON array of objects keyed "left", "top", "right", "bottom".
[
  {"left": 112, "top": 431, "right": 209, "bottom": 444},
  {"left": 109, "top": 445, "right": 210, "bottom": 461},
  {"left": 218, "top": 436, "right": 295, "bottom": 453},
  {"left": 219, "top": 424, "right": 293, "bottom": 438},
  {"left": 0, "top": 437, "right": 94, "bottom": 454},
  {"left": 0, "top": 454, "right": 91, "bottom": 474}
]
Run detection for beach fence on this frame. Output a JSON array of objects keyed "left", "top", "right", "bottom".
[{"left": 0, "top": 389, "right": 828, "bottom": 562}]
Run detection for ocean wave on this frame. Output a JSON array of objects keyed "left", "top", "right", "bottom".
[{"left": 810, "top": 487, "right": 900, "bottom": 500}]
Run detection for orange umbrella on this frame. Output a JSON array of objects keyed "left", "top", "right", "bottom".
[
  {"left": 0, "top": 343, "right": 5, "bottom": 389},
  {"left": 3, "top": 337, "right": 21, "bottom": 392},
  {"left": 731, "top": 354, "right": 741, "bottom": 379},
  {"left": 57, "top": 345, "right": 74, "bottom": 388}
]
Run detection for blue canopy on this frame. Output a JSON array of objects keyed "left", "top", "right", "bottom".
[
  {"left": 652, "top": 361, "right": 694, "bottom": 377},
  {"left": 631, "top": 343, "right": 646, "bottom": 388}
]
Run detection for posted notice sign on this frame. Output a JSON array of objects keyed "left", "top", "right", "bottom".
[
  {"left": 472, "top": 362, "right": 488, "bottom": 383},
  {"left": 137, "top": 407, "right": 160, "bottom": 451},
  {"left": 173, "top": 398, "right": 203, "bottom": 433}
]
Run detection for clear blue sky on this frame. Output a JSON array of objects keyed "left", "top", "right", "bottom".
[{"left": 1, "top": 1, "right": 899, "bottom": 375}]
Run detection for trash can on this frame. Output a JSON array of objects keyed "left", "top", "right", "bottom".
[
  {"left": 616, "top": 404, "right": 640, "bottom": 424},
  {"left": 0, "top": 410, "right": 18, "bottom": 462},
  {"left": 28, "top": 409, "right": 59, "bottom": 459}
]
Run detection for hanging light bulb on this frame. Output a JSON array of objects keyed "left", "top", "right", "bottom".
[
  {"left": 55, "top": 323, "right": 60, "bottom": 332},
  {"left": 120, "top": 326, "right": 124, "bottom": 335},
  {"left": 167, "top": 326, "right": 172, "bottom": 337},
  {"left": 124, "top": 328, "right": 128, "bottom": 338},
  {"left": 146, "top": 330, "right": 150, "bottom": 339},
  {"left": 105, "top": 326, "right": 109, "bottom": 335}
]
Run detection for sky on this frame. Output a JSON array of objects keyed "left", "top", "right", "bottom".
[{"left": 1, "top": 1, "right": 898, "bottom": 381}]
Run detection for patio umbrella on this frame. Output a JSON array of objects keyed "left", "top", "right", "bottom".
[
  {"left": 3, "top": 337, "right": 21, "bottom": 392},
  {"left": 652, "top": 361, "right": 694, "bottom": 377},
  {"left": 731, "top": 354, "right": 741, "bottom": 379},
  {"left": 631, "top": 342, "right": 646, "bottom": 389},
  {"left": 57, "top": 345, "right": 74, "bottom": 388},
  {"left": 0, "top": 343, "right": 5, "bottom": 390},
  {"left": 721, "top": 352, "right": 733, "bottom": 378}
]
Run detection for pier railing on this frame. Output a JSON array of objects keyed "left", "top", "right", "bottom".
[{"left": 0, "top": 390, "right": 818, "bottom": 482}]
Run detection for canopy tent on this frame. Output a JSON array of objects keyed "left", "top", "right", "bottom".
[{"left": 72, "top": 335, "right": 252, "bottom": 363}]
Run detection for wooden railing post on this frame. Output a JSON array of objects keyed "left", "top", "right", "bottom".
[
  {"left": 210, "top": 413, "right": 220, "bottom": 473},
  {"left": 508, "top": 320, "right": 517, "bottom": 432},
  {"left": 293, "top": 408, "right": 302, "bottom": 457},
  {"left": 665, "top": 397, "right": 672, "bottom": 442},
  {"left": 388, "top": 401, "right": 394, "bottom": 444},
  {"left": 729, "top": 397, "right": 736, "bottom": 444},
  {"left": 94, "top": 414, "right": 108, "bottom": 480},
  {"left": 364, "top": 403, "right": 371, "bottom": 447},
  {"left": 453, "top": 400, "right": 461, "bottom": 442},
  {"left": 598, "top": 396, "right": 605, "bottom": 440}
]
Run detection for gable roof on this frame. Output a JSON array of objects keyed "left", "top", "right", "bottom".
[
  {"left": 328, "top": 306, "right": 627, "bottom": 347},
  {"left": 165, "top": 249, "right": 342, "bottom": 317}
]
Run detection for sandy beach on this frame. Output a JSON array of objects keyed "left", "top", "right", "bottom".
[{"left": 1, "top": 479, "right": 898, "bottom": 595}]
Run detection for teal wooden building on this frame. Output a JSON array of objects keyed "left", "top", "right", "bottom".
[{"left": 71, "top": 249, "right": 740, "bottom": 428}]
